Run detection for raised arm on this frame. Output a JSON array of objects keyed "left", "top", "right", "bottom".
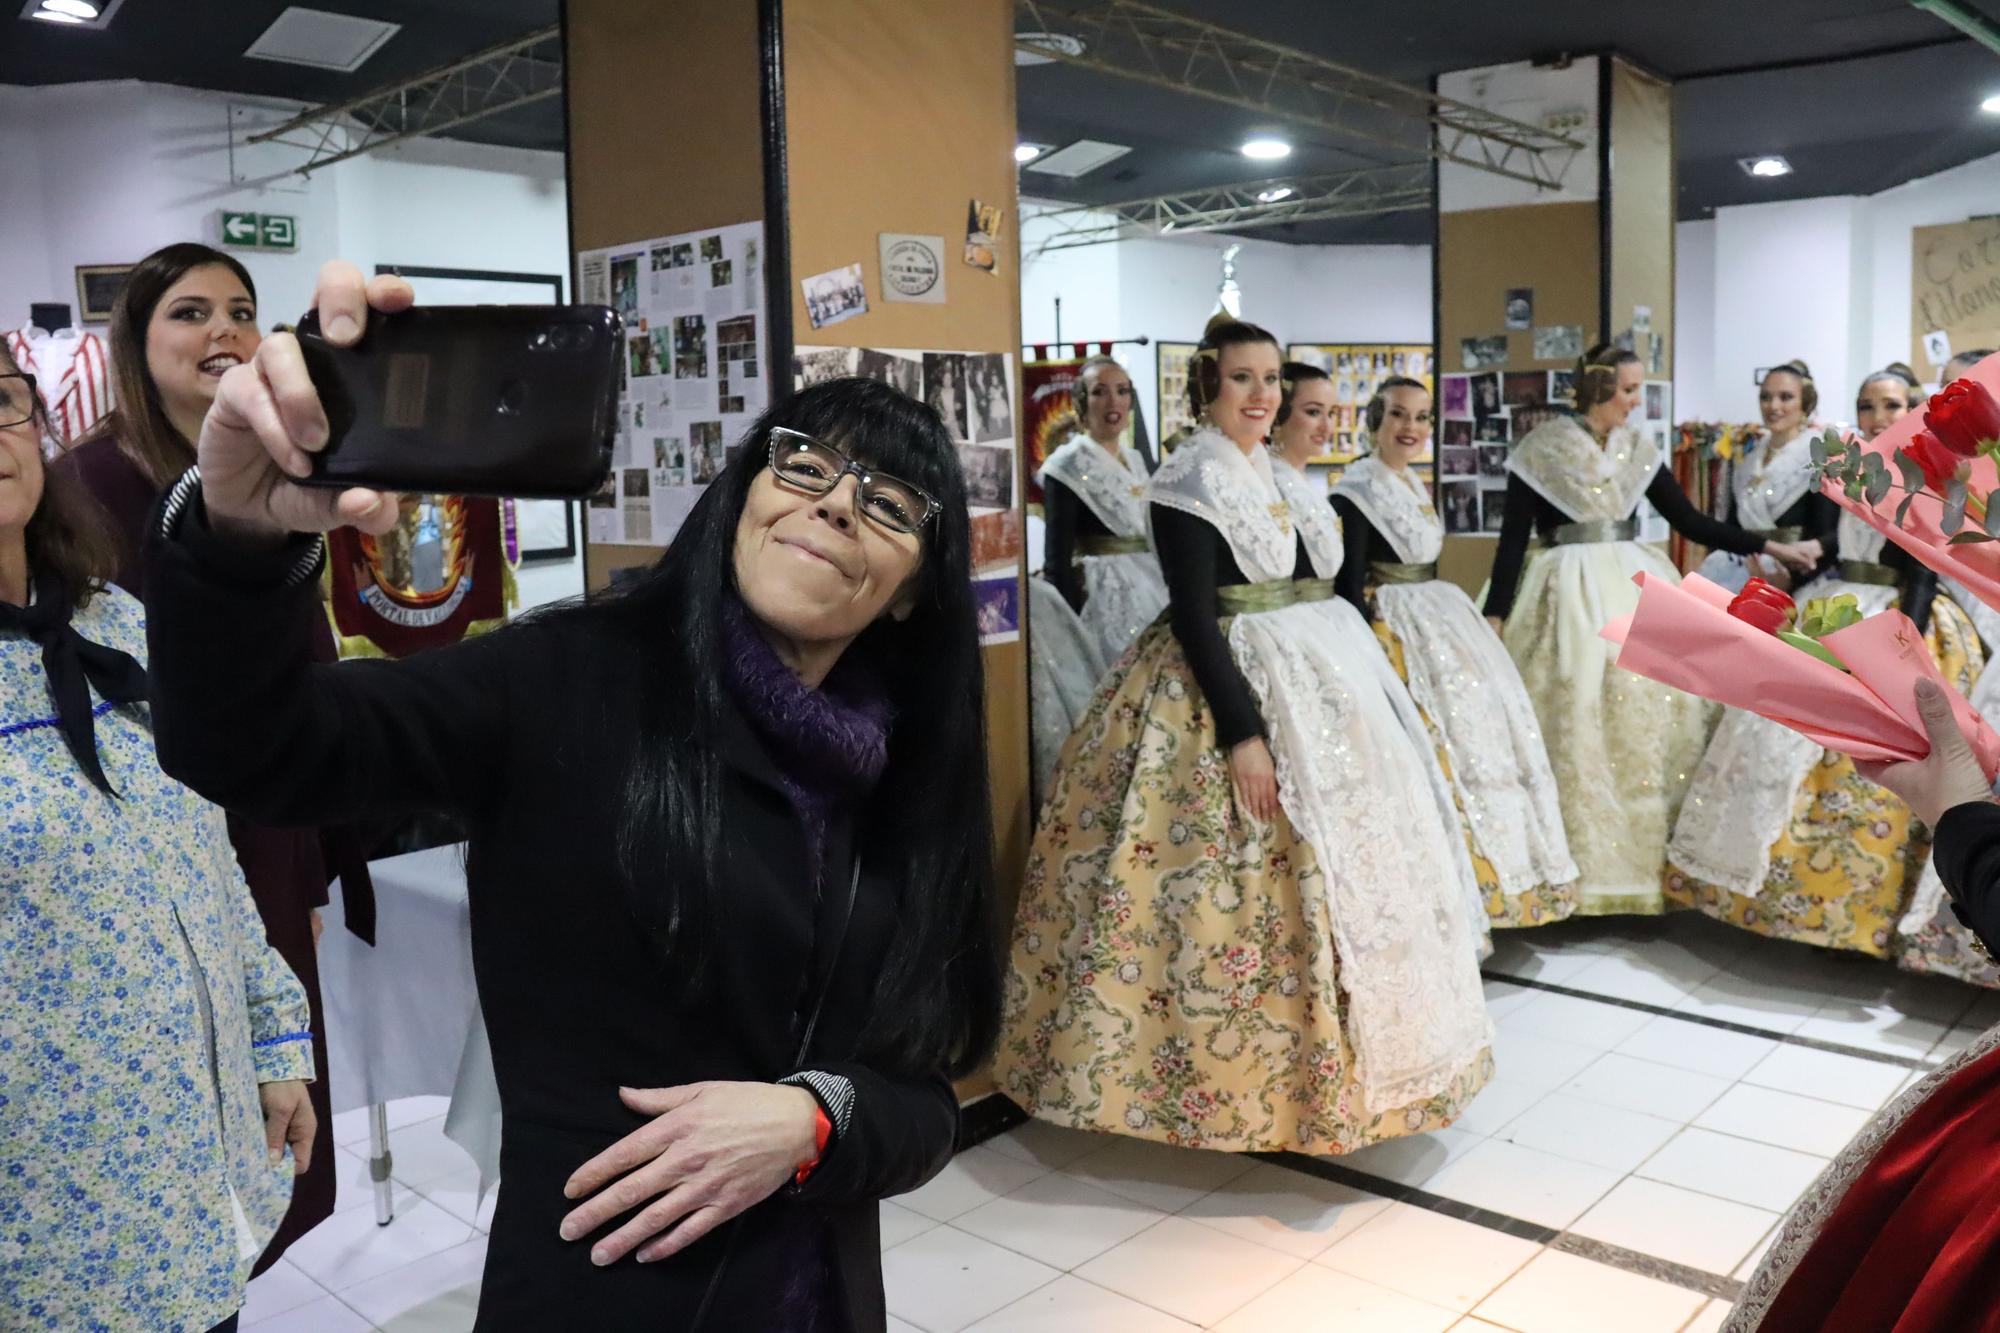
[{"left": 1645, "top": 467, "right": 1765, "bottom": 558}]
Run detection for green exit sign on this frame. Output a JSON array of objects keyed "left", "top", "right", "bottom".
[{"left": 220, "top": 211, "right": 298, "bottom": 251}]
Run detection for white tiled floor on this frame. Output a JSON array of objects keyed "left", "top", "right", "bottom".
[{"left": 242, "top": 913, "right": 1993, "bottom": 1331}]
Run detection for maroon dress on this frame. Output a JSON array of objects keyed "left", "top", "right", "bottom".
[{"left": 56, "top": 433, "right": 372, "bottom": 1272}]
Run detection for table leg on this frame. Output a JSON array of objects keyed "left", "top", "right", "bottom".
[{"left": 369, "top": 1103, "right": 395, "bottom": 1227}]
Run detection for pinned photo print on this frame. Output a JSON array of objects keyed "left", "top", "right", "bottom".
[
  {"left": 956, "top": 441, "right": 1014, "bottom": 509},
  {"left": 802, "top": 263, "right": 868, "bottom": 330},
  {"left": 924, "top": 353, "right": 969, "bottom": 438}
]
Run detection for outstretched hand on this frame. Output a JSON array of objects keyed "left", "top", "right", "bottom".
[{"left": 1855, "top": 678, "right": 1996, "bottom": 827}]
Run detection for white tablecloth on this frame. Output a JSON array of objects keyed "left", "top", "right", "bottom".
[{"left": 319, "top": 844, "right": 502, "bottom": 1192}]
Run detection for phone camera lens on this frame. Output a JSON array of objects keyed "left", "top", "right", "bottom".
[
  {"left": 497, "top": 378, "right": 529, "bottom": 416},
  {"left": 530, "top": 328, "right": 554, "bottom": 352}
]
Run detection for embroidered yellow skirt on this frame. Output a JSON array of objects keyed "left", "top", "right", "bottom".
[
  {"left": 1665, "top": 596, "right": 1983, "bottom": 958},
  {"left": 1372, "top": 615, "right": 1579, "bottom": 930},
  {"left": 993, "top": 622, "right": 1493, "bottom": 1154}
]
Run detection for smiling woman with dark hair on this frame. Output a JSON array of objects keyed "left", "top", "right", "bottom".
[{"left": 139, "top": 264, "right": 1001, "bottom": 1330}]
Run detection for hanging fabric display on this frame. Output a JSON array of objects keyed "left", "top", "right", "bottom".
[
  {"left": 324, "top": 494, "right": 519, "bottom": 659},
  {"left": 5, "top": 325, "right": 112, "bottom": 445}
]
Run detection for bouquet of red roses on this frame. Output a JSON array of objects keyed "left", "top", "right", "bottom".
[
  {"left": 1601, "top": 572, "right": 2000, "bottom": 777},
  {"left": 1814, "top": 355, "right": 2000, "bottom": 605}
]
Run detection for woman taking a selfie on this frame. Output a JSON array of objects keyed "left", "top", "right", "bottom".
[
  {"left": 143, "top": 264, "right": 999, "bottom": 1330},
  {"left": 54, "top": 240, "right": 354, "bottom": 1266},
  {"left": 0, "top": 343, "right": 317, "bottom": 1333},
  {"left": 1332, "top": 376, "right": 1578, "bottom": 929},
  {"left": 998, "top": 319, "right": 1492, "bottom": 1157}
]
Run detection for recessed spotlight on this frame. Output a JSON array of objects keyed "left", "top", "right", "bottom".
[
  {"left": 1015, "top": 142, "right": 1050, "bottom": 164},
  {"left": 1983, "top": 92, "right": 2000, "bottom": 115},
  {"left": 40, "top": 0, "right": 99, "bottom": 15},
  {"left": 21, "top": 0, "right": 126, "bottom": 26},
  {"left": 28, "top": 5, "right": 86, "bottom": 19},
  {"left": 1740, "top": 155, "right": 1793, "bottom": 178},
  {"left": 1014, "top": 30, "right": 1084, "bottom": 66},
  {"left": 1241, "top": 137, "right": 1291, "bottom": 161},
  {"left": 1255, "top": 186, "right": 1295, "bottom": 203}
]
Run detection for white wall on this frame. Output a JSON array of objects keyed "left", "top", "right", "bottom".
[
  {"left": 1673, "top": 218, "right": 1717, "bottom": 421},
  {"left": 0, "top": 79, "right": 583, "bottom": 607},
  {"left": 1864, "top": 151, "right": 2000, "bottom": 375},
  {"left": 1021, "top": 201, "right": 1433, "bottom": 442}
]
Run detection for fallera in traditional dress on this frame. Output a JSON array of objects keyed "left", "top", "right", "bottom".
[
  {"left": 1330, "top": 454, "right": 1579, "bottom": 928},
  {"left": 1037, "top": 433, "right": 1170, "bottom": 668},
  {"left": 1668, "top": 510, "right": 1987, "bottom": 968},
  {"left": 995, "top": 427, "right": 1493, "bottom": 1154},
  {"left": 1484, "top": 415, "right": 1768, "bottom": 915}
]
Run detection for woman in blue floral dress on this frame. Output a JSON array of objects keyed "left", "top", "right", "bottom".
[{"left": 0, "top": 343, "right": 315, "bottom": 1333}]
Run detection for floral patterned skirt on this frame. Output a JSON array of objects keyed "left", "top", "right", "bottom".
[
  {"left": 1666, "top": 595, "right": 1985, "bottom": 963},
  {"left": 993, "top": 622, "right": 1494, "bottom": 1155},
  {"left": 1373, "top": 615, "right": 1579, "bottom": 930}
]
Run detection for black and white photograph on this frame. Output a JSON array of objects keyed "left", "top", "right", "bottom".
[
  {"left": 1505, "top": 287, "right": 1534, "bottom": 329},
  {"left": 1470, "top": 374, "right": 1502, "bottom": 423},
  {"left": 1478, "top": 444, "right": 1510, "bottom": 479},
  {"left": 672, "top": 314, "right": 707, "bottom": 379},
  {"left": 1482, "top": 495, "right": 1508, "bottom": 533},
  {"left": 1461, "top": 336, "right": 1507, "bottom": 371},
  {"left": 1549, "top": 368, "right": 1576, "bottom": 405},
  {"left": 856, "top": 347, "right": 923, "bottom": 399},
  {"left": 924, "top": 352, "right": 968, "bottom": 437},
  {"left": 1533, "top": 323, "right": 1584, "bottom": 361},
  {"left": 711, "top": 260, "right": 733, "bottom": 288},
  {"left": 802, "top": 262, "right": 868, "bottom": 330},
  {"left": 965, "top": 352, "right": 1013, "bottom": 441},
  {"left": 794, "top": 346, "right": 857, "bottom": 387},
  {"left": 1511, "top": 405, "right": 1562, "bottom": 443},
  {"left": 1646, "top": 381, "right": 1667, "bottom": 420},
  {"left": 955, "top": 441, "right": 1013, "bottom": 509},
  {"left": 1441, "top": 446, "right": 1478, "bottom": 478},
  {"left": 669, "top": 242, "right": 695, "bottom": 268},
  {"left": 1478, "top": 415, "right": 1512, "bottom": 443},
  {"left": 699, "top": 234, "right": 724, "bottom": 263},
  {"left": 1440, "top": 478, "right": 1480, "bottom": 534},
  {"left": 1440, "top": 418, "right": 1475, "bottom": 448}
]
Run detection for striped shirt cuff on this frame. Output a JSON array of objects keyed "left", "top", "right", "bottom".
[{"left": 778, "top": 1070, "right": 856, "bottom": 1143}]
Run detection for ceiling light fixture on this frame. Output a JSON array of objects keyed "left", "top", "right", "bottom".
[
  {"left": 1255, "top": 186, "right": 1295, "bottom": 203},
  {"left": 1241, "top": 137, "right": 1292, "bottom": 161},
  {"left": 39, "top": 0, "right": 98, "bottom": 16},
  {"left": 1740, "top": 155, "right": 1793, "bottom": 178},
  {"left": 1014, "top": 30, "right": 1084, "bottom": 66},
  {"left": 1983, "top": 92, "right": 2000, "bottom": 114},
  {"left": 20, "top": 0, "right": 127, "bottom": 27},
  {"left": 1015, "top": 142, "right": 1049, "bottom": 164},
  {"left": 28, "top": 7, "right": 85, "bottom": 19}
]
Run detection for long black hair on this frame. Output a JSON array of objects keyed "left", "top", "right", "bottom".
[{"left": 565, "top": 377, "right": 1000, "bottom": 1078}]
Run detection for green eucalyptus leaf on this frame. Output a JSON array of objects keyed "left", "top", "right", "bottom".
[
  {"left": 1949, "top": 531, "right": 1997, "bottom": 544},
  {"left": 1898, "top": 493, "right": 1918, "bottom": 527},
  {"left": 1865, "top": 469, "right": 1891, "bottom": 506},
  {"left": 1985, "top": 500, "right": 2000, "bottom": 537},
  {"left": 1896, "top": 451, "right": 1925, "bottom": 495}
]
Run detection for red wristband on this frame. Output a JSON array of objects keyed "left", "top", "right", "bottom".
[{"left": 793, "top": 1105, "right": 834, "bottom": 1186}]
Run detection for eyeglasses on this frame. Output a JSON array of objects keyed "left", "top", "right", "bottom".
[
  {"left": 767, "top": 426, "right": 940, "bottom": 536},
  {"left": 0, "top": 374, "right": 39, "bottom": 430}
]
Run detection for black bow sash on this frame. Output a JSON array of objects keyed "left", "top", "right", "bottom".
[{"left": 0, "top": 572, "right": 148, "bottom": 796}]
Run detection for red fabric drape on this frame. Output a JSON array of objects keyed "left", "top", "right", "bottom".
[{"left": 1759, "top": 1037, "right": 2000, "bottom": 1331}]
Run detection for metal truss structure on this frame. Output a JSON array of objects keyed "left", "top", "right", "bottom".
[
  {"left": 1026, "top": 163, "right": 1431, "bottom": 253},
  {"left": 1015, "top": 0, "right": 1583, "bottom": 192},
  {"left": 246, "top": 26, "right": 563, "bottom": 175}
]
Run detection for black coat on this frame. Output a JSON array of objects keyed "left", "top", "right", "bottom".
[{"left": 142, "top": 516, "right": 959, "bottom": 1332}]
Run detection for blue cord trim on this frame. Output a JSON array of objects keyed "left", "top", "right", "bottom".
[
  {"left": 251, "top": 1031, "right": 314, "bottom": 1050},
  {"left": 0, "top": 698, "right": 116, "bottom": 739}
]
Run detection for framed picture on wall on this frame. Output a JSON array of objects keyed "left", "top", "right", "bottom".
[
  {"left": 374, "top": 264, "right": 577, "bottom": 562},
  {"left": 1156, "top": 340, "right": 1200, "bottom": 449},
  {"left": 75, "top": 264, "right": 136, "bottom": 323}
]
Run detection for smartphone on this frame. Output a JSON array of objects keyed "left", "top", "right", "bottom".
[{"left": 294, "top": 304, "right": 623, "bottom": 499}]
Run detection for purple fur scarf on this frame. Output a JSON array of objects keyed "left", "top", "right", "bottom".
[{"left": 719, "top": 591, "right": 893, "bottom": 880}]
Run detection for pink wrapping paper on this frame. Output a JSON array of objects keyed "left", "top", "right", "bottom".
[
  {"left": 1821, "top": 352, "right": 2000, "bottom": 610},
  {"left": 1600, "top": 572, "right": 2000, "bottom": 780}
]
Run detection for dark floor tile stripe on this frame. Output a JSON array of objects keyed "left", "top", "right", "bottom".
[
  {"left": 1550, "top": 1234, "right": 1746, "bottom": 1302},
  {"left": 1483, "top": 969, "right": 1934, "bottom": 1071}
]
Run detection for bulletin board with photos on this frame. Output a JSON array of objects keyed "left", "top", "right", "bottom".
[
  {"left": 1434, "top": 366, "right": 1577, "bottom": 537},
  {"left": 1284, "top": 343, "right": 1436, "bottom": 470},
  {"left": 794, "top": 344, "right": 1023, "bottom": 647},
  {"left": 576, "top": 219, "right": 768, "bottom": 549}
]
